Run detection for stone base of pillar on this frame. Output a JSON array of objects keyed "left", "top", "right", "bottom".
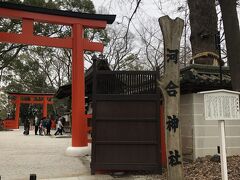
[{"left": 65, "top": 143, "right": 91, "bottom": 157}]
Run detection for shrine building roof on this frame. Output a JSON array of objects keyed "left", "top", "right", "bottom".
[
  {"left": 0, "top": 2, "right": 116, "bottom": 24},
  {"left": 180, "top": 64, "right": 232, "bottom": 94}
]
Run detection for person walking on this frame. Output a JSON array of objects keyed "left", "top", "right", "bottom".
[
  {"left": 54, "top": 118, "right": 63, "bottom": 136},
  {"left": 42, "top": 117, "right": 47, "bottom": 136},
  {"left": 60, "top": 116, "right": 66, "bottom": 134},
  {"left": 23, "top": 118, "right": 30, "bottom": 135},
  {"left": 46, "top": 115, "right": 52, "bottom": 135},
  {"left": 34, "top": 116, "right": 39, "bottom": 135},
  {"left": 39, "top": 118, "right": 44, "bottom": 136}
]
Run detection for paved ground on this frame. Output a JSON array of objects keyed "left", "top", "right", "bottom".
[{"left": 0, "top": 127, "right": 111, "bottom": 180}]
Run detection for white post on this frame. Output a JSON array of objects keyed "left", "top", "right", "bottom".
[{"left": 219, "top": 120, "right": 228, "bottom": 180}]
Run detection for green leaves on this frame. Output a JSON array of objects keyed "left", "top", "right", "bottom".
[{"left": 60, "top": 0, "right": 96, "bottom": 13}]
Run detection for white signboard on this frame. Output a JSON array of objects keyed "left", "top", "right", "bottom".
[
  {"left": 201, "top": 90, "right": 240, "bottom": 121},
  {"left": 200, "top": 89, "right": 240, "bottom": 180}
]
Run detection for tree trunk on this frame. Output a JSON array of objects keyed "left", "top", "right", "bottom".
[
  {"left": 188, "top": 0, "right": 218, "bottom": 65},
  {"left": 219, "top": 0, "right": 240, "bottom": 91}
]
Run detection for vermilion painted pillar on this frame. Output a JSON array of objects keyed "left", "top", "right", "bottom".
[
  {"left": 71, "top": 23, "right": 88, "bottom": 147},
  {"left": 43, "top": 97, "right": 48, "bottom": 118},
  {"left": 15, "top": 96, "right": 20, "bottom": 128}
]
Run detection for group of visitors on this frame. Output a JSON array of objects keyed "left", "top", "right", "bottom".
[
  {"left": 23, "top": 115, "right": 65, "bottom": 136},
  {"left": 34, "top": 115, "right": 52, "bottom": 136}
]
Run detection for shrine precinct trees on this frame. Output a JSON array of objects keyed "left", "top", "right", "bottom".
[
  {"left": 218, "top": 0, "right": 240, "bottom": 91},
  {"left": 187, "top": 0, "right": 218, "bottom": 65},
  {"left": 187, "top": 0, "right": 240, "bottom": 91}
]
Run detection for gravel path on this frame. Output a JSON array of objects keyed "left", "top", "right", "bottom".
[{"left": 0, "top": 128, "right": 91, "bottom": 180}]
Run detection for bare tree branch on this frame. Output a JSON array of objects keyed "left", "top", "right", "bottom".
[{"left": 124, "top": 0, "right": 142, "bottom": 51}]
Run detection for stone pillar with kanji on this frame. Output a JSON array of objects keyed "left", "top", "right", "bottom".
[{"left": 159, "top": 15, "right": 184, "bottom": 180}]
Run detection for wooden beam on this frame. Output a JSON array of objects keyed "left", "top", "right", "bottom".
[
  {"left": 0, "top": 32, "right": 72, "bottom": 48},
  {"left": 0, "top": 33, "right": 104, "bottom": 51},
  {"left": 8, "top": 93, "right": 54, "bottom": 98},
  {"left": 20, "top": 100, "right": 53, "bottom": 104}
]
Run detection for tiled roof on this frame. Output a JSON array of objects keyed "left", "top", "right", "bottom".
[{"left": 180, "top": 64, "right": 232, "bottom": 94}]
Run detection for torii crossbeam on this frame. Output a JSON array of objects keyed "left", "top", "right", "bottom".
[{"left": 0, "top": 2, "right": 116, "bottom": 155}]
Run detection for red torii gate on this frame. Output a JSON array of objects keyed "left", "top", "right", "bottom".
[
  {"left": 5, "top": 92, "right": 54, "bottom": 129},
  {"left": 0, "top": 2, "right": 115, "bottom": 155}
]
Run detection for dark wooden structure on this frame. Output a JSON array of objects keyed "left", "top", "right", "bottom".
[{"left": 90, "top": 61, "right": 162, "bottom": 174}]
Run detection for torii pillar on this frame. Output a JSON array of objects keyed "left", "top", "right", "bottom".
[
  {"left": 15, "top": 96, "right": 21, "bottom": 128},
  {"left": 43, "top": 97, "right": 48, "bottom": 118},
  {"left": 70, "top": 24, "right": 88, "bottom": 150}
]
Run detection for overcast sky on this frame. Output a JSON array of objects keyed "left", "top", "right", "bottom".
[
  {"left": 91, "top": 1, "right": 240, "bottom": 26},
  {"left": 92, "top": 0, "right": 165, "bottom": 17},
  {"left": 91, "top": 0, "right": 186, "bottom": 23}
]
